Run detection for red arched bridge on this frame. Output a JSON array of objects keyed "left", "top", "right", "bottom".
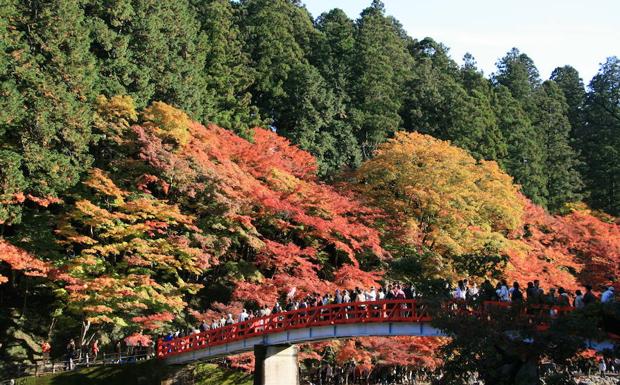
[
  {"left": 158, "top": 299, "right": 440, "bottom": 365},
  {"left": 157, "top": 299, "right": 617, "bottom": 385}
]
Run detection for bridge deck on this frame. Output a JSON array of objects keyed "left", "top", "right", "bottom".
[
  {"left": 157, "top": 299, "right": 618, "bottom": 365},
  {"left": 158, "top": 300, "right": 435, "bottom": 363}
]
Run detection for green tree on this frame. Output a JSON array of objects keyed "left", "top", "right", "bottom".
[
  {"left": 550, "top": 65, "right": 586, "bottom": 136},
  {"left": 432, "top": 303, "right": 604, "bottom": 385},
  {"left": 493, "top": 48, "right": 541, "bottom": 106},
  {"left": 240, "top": 0, "right": 316, "bottom": 125},
  {"left": 89, "top": 0, "right": 208, "bottom": 117},
  {"left": 404, "top": 44, "right": 506, "bottom": 161},
  {"left": 312, "top": 9, "right": 355, "bottom": 112},
  {"left": 311, "top": 9, "right": 362, "bottom": 174},
  {"left": 0, "top": 0, "right": 96, "bottom": 224},
  {"left": 492, "top": 86, "right": 548, "bottom": 206},
  {"left": 534, "top": 81, "right": 583, "bottom": 211},
  {"left": 241, "top": 0, "right": 360, "bottom": 176},
  {"left": 492, "top": 49, "right": 547, "bottom": 206},
  {"left": 278, "top": 64, "right": 336, "bottom": 161},
  {"left": 403, "top": 39, "right": 463, "bottom": 141},
  {"left": 582, "top": 57, "right": 620, "bottom": 215},
  {"left": 350, "top": 0, "right": 414, "bottom": 157},
  {"left": 194, "top": 0, "right": 261, "bottom": 136}
]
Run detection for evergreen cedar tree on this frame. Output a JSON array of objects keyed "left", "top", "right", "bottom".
[{"left": 1, "top": 101, "right": 618, "bottom": 372}]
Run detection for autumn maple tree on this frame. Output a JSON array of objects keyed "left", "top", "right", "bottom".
[
  {"left": 0, "top": 240, "right": 49, "bottom": 285},
  {"left": 355, "top": 131, "right": 524, "bottom": 280},
  {"left": 353, "top": 131, "right": 620, "bottom": 291},
  {"left": 507, "top": 202, "right": 620, "bottom": 290},
  {"left": 131, "top": 101, "right": 386, "bottom": 308},
  {"left": 54, "top": 168, "right": 208, "bottom": 333}
]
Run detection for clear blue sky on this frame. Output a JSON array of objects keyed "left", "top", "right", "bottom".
[{"left": 303, "top": 0, "right": 619, "bottom": 84}]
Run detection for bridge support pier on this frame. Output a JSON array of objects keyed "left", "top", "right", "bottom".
[{"left": 253, "top": 344, "right": 299, "bottom": 385}]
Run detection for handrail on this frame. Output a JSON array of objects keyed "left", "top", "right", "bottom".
[
  {"left": 157, "top": 299, "right": 602, "bottom": 360},
  {"left": 157, "top": 299, "right": 430, "bottom": 359}
]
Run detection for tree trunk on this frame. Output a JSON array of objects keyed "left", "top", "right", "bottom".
[{"left": 79, "top": 319, "right": 91, "bottom": 360}]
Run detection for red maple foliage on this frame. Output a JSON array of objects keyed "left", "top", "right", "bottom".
[
  {"left": 506, "top": 200, "right": 620, "bottom": 292},
  {"left": 228, "top": 352, "right": 255, "bottom": 372},
  {"left": 131, "top": 312, "right": 175, "bottom": 331},
  {"left": 189, "top": 301, "right": 245, "bottom": 323},
  {"left": 331, "top": 337, "right": 444, "bottom": 370},
  {"left": 124, "top": 333, "right": 153, "bottom": 347},
  {"left": 0, "top": 240, "right": 50, "bottom": 284},
  {"left": 132, "top": 106, "right": 386, "bottom": 308}
]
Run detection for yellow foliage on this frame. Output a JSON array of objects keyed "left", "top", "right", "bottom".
[
  {"left": 356, "top": 131, "right": 524, "bottom": 257},
  {"left": 266, "top": 168, "right": 301, "bottom": 193},
  {"left": 141, "top": 101, "right": 192, "bottom": 149},
  {"left": 94, "top": 95, "right": 138, "bottom": 143},
  {"left": 57, "top": 169, "right": 206, "bottom": 330},
  {"left": 83, "top": 168, "right": 126, "bottom": 202}
]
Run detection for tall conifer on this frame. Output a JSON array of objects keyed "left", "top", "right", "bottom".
[
  {"left": 194, "top": 0, "right": 261, "bottom": 136},
  {"left": 1, "top": 0, "right": 96, "bottom": 216},
  {"left": 535, "top": 81, "right": 583, "bottom": 211},
  {"left": 350, "top": 0, "right": 413, "bottom": 157},
  {"left": 89, "top": 0, "right": 207, "bottom": 117},
  {"left": 582, "top": 57, "right": 620, "bottom": 215}
]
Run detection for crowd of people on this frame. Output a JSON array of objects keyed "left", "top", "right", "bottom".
[
  {"left": 452, "top": 278, "right": 616, "bottom": 308},
  {"left": 163, "top": 280, "right": 616, "bottom": 341},
  {"left": 162, "top": 284, "right": 417, "bottom": 340}
]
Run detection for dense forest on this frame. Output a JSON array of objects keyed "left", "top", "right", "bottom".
[{"left": 0, "top": 0, "right": 619, "bottom": 381}]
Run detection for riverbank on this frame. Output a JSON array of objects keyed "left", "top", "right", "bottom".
[{"left": 11, "top": 360, "right": 252, "bottom": 385}]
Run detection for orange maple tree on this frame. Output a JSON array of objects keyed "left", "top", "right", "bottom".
[
  {"left": 0, "top": 240, "right": 50, "bottom": 284},
  {"left": 507, "top": 201, "right": 620, "bottom": 291},
  {"left": 131, "top": 102, "right": 386, "bottom": 307}
]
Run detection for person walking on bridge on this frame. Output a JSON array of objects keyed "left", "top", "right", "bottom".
[
  {"left": 510, "top": 282, "right": 523, "bottom": 302},
  {"left": 574, "top": 290, "right": 585, "bottom": 309},
  {"left": 583, "top": 285, "right": 597, "bottom": 305},
  {"left": 601, "top": 286, "right": 615, "bottom": 303}
]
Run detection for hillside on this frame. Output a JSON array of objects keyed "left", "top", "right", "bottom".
[{"left": 0, "top": 0, "right": 619, "bottom": 382}]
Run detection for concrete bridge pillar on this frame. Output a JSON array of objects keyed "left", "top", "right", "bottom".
[{"left": 253, "top": 344, "right": 299, "bottom": 385}]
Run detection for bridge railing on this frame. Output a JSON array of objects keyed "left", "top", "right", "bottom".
[
  {"left": 156, "top": 299, "right": 594, "bottom": 360},
  {"left": 157, "top": 299, "right": 430, "bottom": 359}
]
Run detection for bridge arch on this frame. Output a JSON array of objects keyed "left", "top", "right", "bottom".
[
  {"left": 157, "top": 299, "right": 617, "bottom": 384},
  {"left": 158, "top": 299, "right": 441, "bottom": 365}
]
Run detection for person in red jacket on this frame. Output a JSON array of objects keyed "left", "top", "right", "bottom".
[
  {"left": 91, "top": 339, "right": 100, "bottom": 362},
  {"left": 41, "top": 340, "right": 51, "bottom": 363}
]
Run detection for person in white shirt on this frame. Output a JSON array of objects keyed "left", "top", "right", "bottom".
[
  {"left": 601, "top": 286, "right": 615, "bottom": 303},
  {"left": 468, "top": 282, "right": 479, "bottom": 299},
  {"left": 454, "top": 280, "right": 467, "bottom": 300},
  {"left": 599, "top": 359, "right": 607, "bottom": 376},
  {"left": 239, "top": 309, "right": 249, "bottom": 323},
  {"left": 499, "top": 280, "right": 510, "bottom": 302},
  {"left": 574, "top": 290, "right": 584, "bottom": 309},
  {"left": 366, "top": 287, "right": 377, "bottom": 301},
  {"left": 377, "top": 287, "right": 385, "bottom": 300},
  {"left": 261, "top": 304, "right": 271, "bottom": 317},
  {"left": 357, "top": 289, "right": 366, "bottom": 302},
  {"left": 343, "top": 290, "right": 351, "bottom": 303}
]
